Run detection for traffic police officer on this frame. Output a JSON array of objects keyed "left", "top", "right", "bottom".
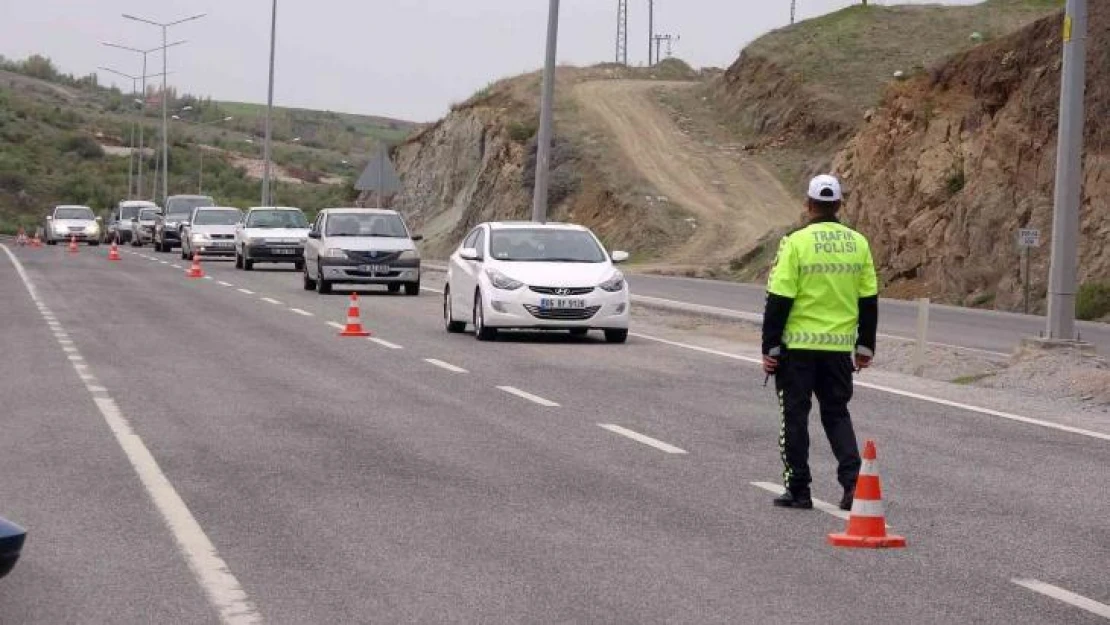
[{"left": 761, "top": 174, "right": 879, "bottom": 511}]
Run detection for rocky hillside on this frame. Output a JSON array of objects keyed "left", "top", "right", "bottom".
[
  {"left": 836, "top": 5, "right": 1109, "bottom": 311},
  {"left": 392, "top": 63, "right": 722, "bottom": 261}
]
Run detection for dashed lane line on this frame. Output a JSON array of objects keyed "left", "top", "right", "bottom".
[
  {"left": 218, "top": 281, "right": 234, "bottom": 287},
  {"left": 369, "top": 337, "right": 403, "bottom": 350},
  {"left": 424, "top": 358, "right": 467, "bottom": 373},
  {"left": 497, "top": 386, "right": 560, "bottom": 407},
  {"left": 630, "top": 332, "right": 1110, "bottom": 443},
  {"left": 260, "top": 297, "right": 282, "bottom": 305},
  {"left": 237, "top": 288, "right": 255, "bottom": 295},
  {"left": 1012, "top": 579, "right": 1110, "bottom": 620},
  {"left": 598, "top": 424, "right": 687, "bottom": 454},
  {"left": 1, "top": 244, "right": 262, "bottom": 625},
  {"left": 289, "top": 308, "right": 314, "bottom": 317}
]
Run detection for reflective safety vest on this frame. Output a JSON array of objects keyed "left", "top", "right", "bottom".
[{"left": 766, "top": 220, "right": 879, "bottom": 352}]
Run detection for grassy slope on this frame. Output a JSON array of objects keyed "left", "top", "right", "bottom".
[
  {"left": 0, "top": 63, "right": 419, "bottom": 232},
  {"left": 746, "top": 0, "right": 1064, "bottom": 127}
]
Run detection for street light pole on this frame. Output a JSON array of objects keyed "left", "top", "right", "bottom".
[
  {"left": 262, "top": 0, "right": 278, "bottom": 207},
  {"left": 122, "top": 13, "right": 206, "bottom": 205},
  {"left": 1046, "top": 0, "right": 1087, "bottom": 341},
  {"left": 531, "top": 0, "right": 561, "bottom": 224}
]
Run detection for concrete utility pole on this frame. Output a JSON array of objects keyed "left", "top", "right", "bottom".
[
  {"left": 123, "top": 12, "right": 206, "bottom": 205},
  {"left": 1046, "top": 0, "right": 1087, "bottom": 341},
  {"left": 532, "top": 0, "right": 561, "bottom": 223},
  {"left": 791, "top": 0, "right": 797, "bottom": 25},
  {"left": 615, "top": 0, "right": 629, "bottom": 65},
  {"left": 262, "top": 0, "right": 278, "bottom": 207},
  {"left": 647, "top": 0, "right": 655, "bottom": 66}
]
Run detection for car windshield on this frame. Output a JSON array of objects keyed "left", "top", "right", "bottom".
[
  {"left": 166, "top": 197, "right": 214, "bottom": 218},
  {"left": 326, "top": 213, "right": 409, "bottom": 238},
  {"left": 119, "top": 205, "right": 145, "bottom": 220},
  {"left": 247, "top": 210, "right": 309, "bottom": 229},
  {"left": 489, "top": 229, "right": 607, "bottom": 263},
  {"left": 138, "top": 209, "right": 159, "bottom": 220},
  {"left": 55, "top": 207, "right": 94, "bottom": 220},
  {"left": 192, "top": 210, "right": 242, "bottom": 226}
]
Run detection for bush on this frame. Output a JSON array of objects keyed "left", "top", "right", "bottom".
[
  {"left": 1076, "top": 282, "right": 1110, "bottom": 321},
  {"left": 507, "top": 120, "right": 538, "bottom": 143},
  {"left": 61, "top": 135, "right": 104, "bottom": 159}
]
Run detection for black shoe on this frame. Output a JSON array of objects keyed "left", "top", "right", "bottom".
[
  {"left": 839, "top": 488, "right": 854, "bottom": 511},
  {"left": 773, "top": 490, "right": 813, "bottom": 509}
]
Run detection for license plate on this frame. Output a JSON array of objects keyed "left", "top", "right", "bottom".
[
  {"left": 540, "top": 298, "right": 586, "bottom": 309},
  {"left": 212, "top": 241, "right": 233, "bottom": 248},
  {"left": 359, "top": 264, "right": 390, "bottom": 274},
  {"left": 272, "top": 248, "right": 297, "bottom": 255}
]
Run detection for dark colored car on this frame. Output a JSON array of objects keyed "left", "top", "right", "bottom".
[
  {"left": 0, "top": 516, "right": 26, "bottom": 580},
  {"left": 154, "top": 195, "right": 214, "bottom": 252}
]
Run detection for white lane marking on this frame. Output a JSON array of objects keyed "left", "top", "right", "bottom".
[
  {"left": 203, "top": 276, "right": 214, "bottom": 281},
  {"left": 369, "top": 337, "right": 403, "bottom": 350},
  {"left": 171, "top": 264, "right": 183, "bottom": 269},
  {"left": 290, "top": 308, "right": 314, "bottom": 317},
  {"left": 631, "top": 332, "right": 1110, "bottom": 443},
  {"left": 1013, "top": 579, "right": 1110, "bottom": 619},
  {"left": 67, "top": 354, "right": 83, "bottom": 362},
  {"left": 237, "top": 288, "right": 255, "bottom": 295},
  {"left": 751, "top": 482, "right": 852, "bottom": 522},
  {"left": 598, "top": 424, "right": 687, "bottom": 454},
  {"left": 218, "top": 281, "right": 234, "bottom": 287},
  {"left": 160, "top": 260, "right": 169, "bottom": 265},
  {"left": 421, "top": 285, "right": 444, "bottom": 294},
  {"left": 62, "top": 346, "right": 78, "bottom": 353},
  {"left": 497, "top": 386, "right": 560, "bottom": 407},
  {"left": 424, "top": 358, "right": 467, "bottom": 373},
  {"left": 1, "top": 244, "right": 262, "bottom": 625},
  {"left": 260, "top": 297, "right": 282, "bottom": 305},
  {"left": 326, "top": 321, "right": 345, "bottom": 330}
]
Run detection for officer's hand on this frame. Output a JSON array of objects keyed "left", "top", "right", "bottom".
[
  {"left": 762, "top": 355, "right": 779, "bottom": 374},
  {"left": 855, "top": 354, "right": 872, "bottom": 371}
]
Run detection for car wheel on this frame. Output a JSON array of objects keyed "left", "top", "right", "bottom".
[
  {"left": 181, "top": 245, "right": 189, "bottom": 260},
  {"left": 235, "top": 251, "right": 243, "bottom": 269},
  {"left": 444, "top": 288, "right": 466, "bottom": 333},
  {"left": 88, "top": 241, "right": 99, "bottom": 247},
  {"left": 473, "top": 290, "right": 496, "bottom": 341},
  {"left": 47, "top": 239, "right": 57, "bottom": 245},
  {"left": 294, "top": 260, "right": 304, "bottom": 272},
  {"left": 387, "top": 283, "right": 401, "bottom": 294},
  {"left": 569, "top": 328, "right": 589, "bottom": 337},
  {"left": 404, "top": 282, "right": 420, "bottom": 297},
  {"left": 315, "top": 263, "right": 332, "bottom": 294},
  {"left": 302, "top": 263, "right": 317, "bottom": 291},
  {"left": 604, "top": 329, "right": 629, "bottom": 344},
  {"left": 244, "top": 258, "right": 254, "bottom": 271}
]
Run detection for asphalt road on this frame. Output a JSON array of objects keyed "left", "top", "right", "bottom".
[
  {"left": 626, "top": 273, "right": 1110, "bottom": 357},
  {"left": 2, "top": 244, "right": 1108, "bottom": 624}
]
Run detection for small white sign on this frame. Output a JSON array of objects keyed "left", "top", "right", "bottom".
[{"left": 1018, "top": 228, "right": 1041, "bottom": 248}]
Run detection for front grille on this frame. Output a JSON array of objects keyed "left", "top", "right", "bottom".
[
  {"left": 346, "top": 250, "right": 401, "bottom": 263},
  {"left": 68, "top": 227, "right": 86, "bottom": 232},
  {"left": 524, "top": 305, "right": 601, "bottom": 321},
  {"left": 211, "top": 233, "right": 234, "bottom": 240},
  {"left": 529, "top": 286, "right": 595, "bottom": 296}
]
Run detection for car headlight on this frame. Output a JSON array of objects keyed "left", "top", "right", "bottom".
[
  {"left": 192, "top": 233, "right": 211, "bottom": 243},
  {"left": 486, "top": 268, "right": 524, "bottom": 291},
  {"left": 88, "top": 223, "right": 100, "bottom": 233},
  {"left": 324, "top": 248, "right": 347, "bottom": 258},
  {"left": 599, "top": 271, "right": 626, "bottom": 292}
]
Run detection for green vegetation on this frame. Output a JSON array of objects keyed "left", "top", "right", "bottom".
[
  {"left": 1076, "top": 282, "right": 1110, "bottom": 321},
  {"left": 951, "top": 372, "right": 996, "bottom": 385},
  {"left": 747, "top": 0, "right": 1063, "bottom": 121},
  {"left": 0, "top": 54, "right": 414, "bottom": 233}
]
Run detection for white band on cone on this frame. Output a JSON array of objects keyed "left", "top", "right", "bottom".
[{"left": 849, "top": 498, "right": 886, "bottom": 518}]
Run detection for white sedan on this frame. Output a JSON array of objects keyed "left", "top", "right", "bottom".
[{"left": 444, "top": 222, "right": 631, "bottom": 343}]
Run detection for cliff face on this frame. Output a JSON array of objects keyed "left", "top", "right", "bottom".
[{"left": 836, "top": 8, "right": 1110, "bottom": 309}]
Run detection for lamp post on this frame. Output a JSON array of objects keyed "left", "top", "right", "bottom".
[
  {"left": 172, "top": 114, "right": 233, "bottom": 194},
  {"left": 531, "top": 0, "right": 561, "bottom": 223},
  {"left": 97, "top": 67, "right": 172, "bottom": 198},
  {"left": 102, "top": 40, "right": 186, "bottom": 201},
  {"left": 121, "top": 12, "right": 207, "bottom": 205},
  {"left": 261, "top": 0, "right": 279, "bottom": 207}
]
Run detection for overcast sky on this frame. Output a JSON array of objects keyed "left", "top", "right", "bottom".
[{"left": 0, "top": 0, "right": 980, "bottom": 122}]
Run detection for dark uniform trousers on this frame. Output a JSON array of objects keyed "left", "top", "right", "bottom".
[{"left": 775, "top": 349, "right": 861, "bottom": 494}]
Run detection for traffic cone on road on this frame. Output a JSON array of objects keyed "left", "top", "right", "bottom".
[
  {"left": 338, "top": 292, "right": 371, "bottom": 337},
  {"left": 31, "top": 234, "right": 42, "bottom": 248},
  {"left": 186, "top": 253, "right": 205, "bottom": 278},
  {"left": 828, "top": 440, "right": 907, "bottom": 549},
  {"left": 108, "top": 240, "right": 122, "bottom": 261},
  {"left": 68, "top": 235, "right": 78, "bottom": 253}
]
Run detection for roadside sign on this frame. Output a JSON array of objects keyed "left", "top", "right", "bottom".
[{"left": 1018, "top": 228, "right": 1041, "bottom": 248}]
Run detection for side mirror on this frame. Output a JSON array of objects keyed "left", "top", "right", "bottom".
[
  {"left": 411, "top": 234, "right": 424, "bottom": 242},
  {"left": 0, "top": 515, "right": 27, "bottom": 580},
  {"left": 459, "top": 247, "right": 480, "bottom": 261},
  {"left": 611, "top": 250, "right": 630, "bottom": 264},
  {"left": 46, "top": 216, "right": 53, "bottom": 221},
  {"left": 308, "top": 231, "right": 321, "bottom": 239}
]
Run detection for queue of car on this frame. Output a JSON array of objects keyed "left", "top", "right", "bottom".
[{"left": 41, "top": 198, "right": 632, "bottom": 343}]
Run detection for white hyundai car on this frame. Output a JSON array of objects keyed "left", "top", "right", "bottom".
[{"left": 444, "top": 222, "right": 631, "bottom": 343}]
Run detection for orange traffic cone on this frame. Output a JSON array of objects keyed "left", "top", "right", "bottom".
[
  {"left": 828, "top": 440, "right": 907, "bottom": 549},
  {"left": 31, "top": 234, "right": 42, "bottom": 248},
  {"left": 338, "top": 292, "right": 371, "bottom": 337},
  {"left": 68, "top": 235, "right": 78, "bottom": 253},
  {"left": 186, "top": 253, "right": 205, "bottom": 278},
  {"left": 108, "top": 240, "right": 122, "bottom": 261}
]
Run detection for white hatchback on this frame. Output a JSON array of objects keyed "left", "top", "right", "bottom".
[{"left": 444, "top": 222, "right": 631, "bottom": 343}]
